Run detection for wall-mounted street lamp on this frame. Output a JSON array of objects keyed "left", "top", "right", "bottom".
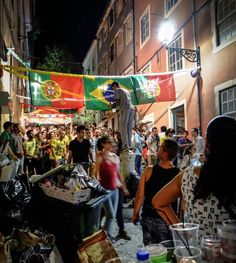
[{"left": 158, "top": 20, "right": 202, "bottom": 134}]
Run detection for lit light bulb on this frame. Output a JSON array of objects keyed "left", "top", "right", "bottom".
[{"left": 158, "top": 20, "right": 176, "bottom": 46}]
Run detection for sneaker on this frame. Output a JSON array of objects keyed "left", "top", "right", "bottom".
[{"left": 116, "top": 230, "right": 131, "bottom": 241}]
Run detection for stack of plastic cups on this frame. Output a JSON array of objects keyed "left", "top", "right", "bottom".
[
  {"left": 169, "top": 223, "right": 199, "bottom": 248},
  {"left": 169, "top": 223, "right": 202, "bottom": 263},
  {"left": 218, "top": 219, "right": 236, "bottom": 263},
  {"left": 160, "top": 240, "right": 182, "bottom": 263},
  {"left": 145, "top": 244, "right": 168, "bottom": 263},
  {"left": 201, "top": 235, "right": 221, "bottom": 263}
]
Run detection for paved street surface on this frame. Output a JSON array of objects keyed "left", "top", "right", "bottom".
[{"left": 112, "top": 204, "right": 144, "bottom": 259}]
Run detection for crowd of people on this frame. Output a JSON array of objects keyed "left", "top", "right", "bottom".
[
  {"left": 0, "top": 120, "right": 206, "bottom": 179},
  {"left": 1, "top": 115, "right": 235, "bottom": 246},
  {"left": 133, "top": 115, "right": 236, "bottom": 247}
]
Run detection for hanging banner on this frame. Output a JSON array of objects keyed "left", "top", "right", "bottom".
[
  {"left": 84, "top": 76, "right": 136, "bottom": 111},
  {"left": 0, "top": 65, "right": 176, "bottom": 110},
  {"left": 29, "top": 71, "right": 85, "bottom": 109},
  {"left": 84, "top": 73, "right": 176, "bottom": 110},
  {"left": 131, "top": 73, "right": 176, "bottom": 103}
]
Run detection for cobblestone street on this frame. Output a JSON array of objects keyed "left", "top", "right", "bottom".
[{"left": 112, "top": 205, "right": 144, "bottom": 259}]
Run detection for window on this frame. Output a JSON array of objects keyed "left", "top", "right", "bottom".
[
  {"left": 98, "top": 64, "right": 102, "bottom": 75},
  {"left": 116, "top": 0, "right": 124, "bottom": 17},
  {"left": 98, "top": 35, "right": 102, "bottom": 50},
  {"left": 168, "top": 34, "right": 183, "bottom": 71},
  {"left": 116, "top": 30, "right": 124, "bottom": 56},
  {"left": 141, "top": 62, "right": 151, "bottom": 74},
  {"left": 125, "top": 14, "right": 133, "bottom": 44},
  {"left": 92, "top": 57, "right": 96, "bottom": 73},
  {"left": 140, "top": 7, "right": 150, "bottom": 46},
  {"left": 109, "top": 42, "right": 115, "bottom": 64},
  {"left": 216, "top": 0, "right": 236, "bottom": 46},
  {"left": 166, "top": 0, "right": 178, "bottom": 13},
  {"left": 103, "top": 21, "right": 108, "bottom": 41},
  {"left": 220, "top": 86, "right": 236, "bottom": 119},
  {"left": 109, "top": 7, "right": 115, "bottom": 30},
  {"left": 11, "top": 0, "right": 14, "bottom": 10},
  {"left": 102, "top": 53, "right": 108, "bottom": 74},
  {"left": 123, "top": 65, "right": 134, "bottom": 75}
]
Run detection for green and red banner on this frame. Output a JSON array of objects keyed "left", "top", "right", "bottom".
[
  {"left": 84, "top": 76, "right": 136, "bottom": 110},
  {"left": 29, "top": 70, "right": 176, "bottom": 110},
  {"left": 29, "top": 72, "right": 84, "bottom": 109}
]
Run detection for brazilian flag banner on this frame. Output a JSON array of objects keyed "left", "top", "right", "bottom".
[
  {"left": 84, "top": 73, "right": 175, "bottom": 110},
  {"left": 84, "top": 76, "right": 136, "bottom": 110}
]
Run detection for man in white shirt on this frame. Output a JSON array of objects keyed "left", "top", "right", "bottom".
[
  {"left": 131, "top": 128, "right": 144, "bottom": 176},
  {"left": 191, "top": 127, "right": 205, "bottom": 155}
]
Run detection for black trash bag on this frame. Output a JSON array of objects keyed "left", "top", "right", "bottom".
[
  {"left": 85, "top": 177, "right": 109, "bottom": 197},
  {"left": 1, "top": 176, "right": 31, "bottom": 210},
  {"left": 125, "top": 171, "right": 140, "bottom": 198},
  {"left": 70, "top": 164, "right": 108, "bottom": 197}
]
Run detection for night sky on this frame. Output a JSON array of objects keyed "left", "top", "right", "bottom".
[{"left": 34, "top": 1, "right": 108, "bottom": 63}]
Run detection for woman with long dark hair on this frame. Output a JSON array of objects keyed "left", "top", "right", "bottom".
[
  {"left": 152, "top": 115, "right": 236, "bottom": 237},
  {"left": 94, "top": 135, "right": 120, "bottom": 241}
]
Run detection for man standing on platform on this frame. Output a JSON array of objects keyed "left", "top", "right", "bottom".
[{"left": 111, "top": 81, "right": 135, "bottom": 151}]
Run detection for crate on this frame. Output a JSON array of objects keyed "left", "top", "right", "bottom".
[
  {"left": 39, "top": 184, "right": 91, "bottom": 204},
  {"left": 0, "top": 164, "right": 12, "bottom": 182}
]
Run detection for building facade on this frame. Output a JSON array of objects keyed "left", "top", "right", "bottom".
[
  {"left": 0, "top": 0, "right": 33, "bottom": 131},
  {"left": 84, "top": 0, "right": 135, "bottom": 130},
  {"left": 85, "top": 0, "right": 236, "bottom": 135},
  {"left": 134, "top": 0, "right": 236, "bottom": 135}
]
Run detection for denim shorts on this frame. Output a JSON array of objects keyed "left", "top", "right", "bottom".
[{"left": 141, "top": 215, "right": 172, "bottom": 246}]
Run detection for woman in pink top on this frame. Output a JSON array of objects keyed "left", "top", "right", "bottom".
[{"left": 94, "top": 135, "right": 120, "bottom": 241}]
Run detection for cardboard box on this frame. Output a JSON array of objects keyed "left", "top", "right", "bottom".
[
  {"left": 39, "top": 184, "right": 91, "bottom": 204},
  {"left": 77, "top": 230, "right": 119, "bottom": 263}
]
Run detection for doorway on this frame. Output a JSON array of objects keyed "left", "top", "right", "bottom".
[{"left": 171, "top": 105, "right": 185, "bottom": 134}]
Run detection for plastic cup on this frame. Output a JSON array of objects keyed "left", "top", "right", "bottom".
[
  {"left": 160, "top": 240, "right": 182, "bottom": 263},
  {"left": 201, "top": 235, "right": 221, "bottom": 263},
  {"left": 218, "top": 219, "right": 236, "bottom": 258},
  {"left": 174, "top": 246, "right": 202, "bottom": 263},
  {"left": 169, "top": 223, "right": 199, "bottom": 247},
  {"left": 220, "top": 248, "right": 236, "bottom": 263},
  {"left": 146, "top": 244, "right": 168, "bottom": 263},
  {"left": 105, "top": 257, "right": 136, "bottom": 263},
  {"left": 223, "top": 220, "right": 236, "bottom": 227}
]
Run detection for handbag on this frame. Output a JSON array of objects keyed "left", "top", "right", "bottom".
[
  {"left": 125, "top": 171, "right": 140, "bottom": 198},
  {"left": 0, "top": 142, "right": 10, "bottom": 167}
]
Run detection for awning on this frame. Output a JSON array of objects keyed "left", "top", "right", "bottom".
[{"left": 25, "top": 107, "right": 72, "bottom": 124}]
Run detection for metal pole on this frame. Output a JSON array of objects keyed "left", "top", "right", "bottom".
[{"left": 193, "top": 0, "right": 202, "bottom": 135}]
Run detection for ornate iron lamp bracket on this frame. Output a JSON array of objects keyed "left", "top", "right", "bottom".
[{"left": 166, "top": 47, "right": 201, "bottom": 67}]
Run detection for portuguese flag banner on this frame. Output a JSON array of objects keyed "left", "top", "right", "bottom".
[
  {"left": 29, "top": 71, "right": 85, "bottom": 109},
  {"left": 29, "top": 70, "right": 175, "bottom": 110},
  {"left": 131, "top": 73, "right": 176, "bottom": 103}
]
